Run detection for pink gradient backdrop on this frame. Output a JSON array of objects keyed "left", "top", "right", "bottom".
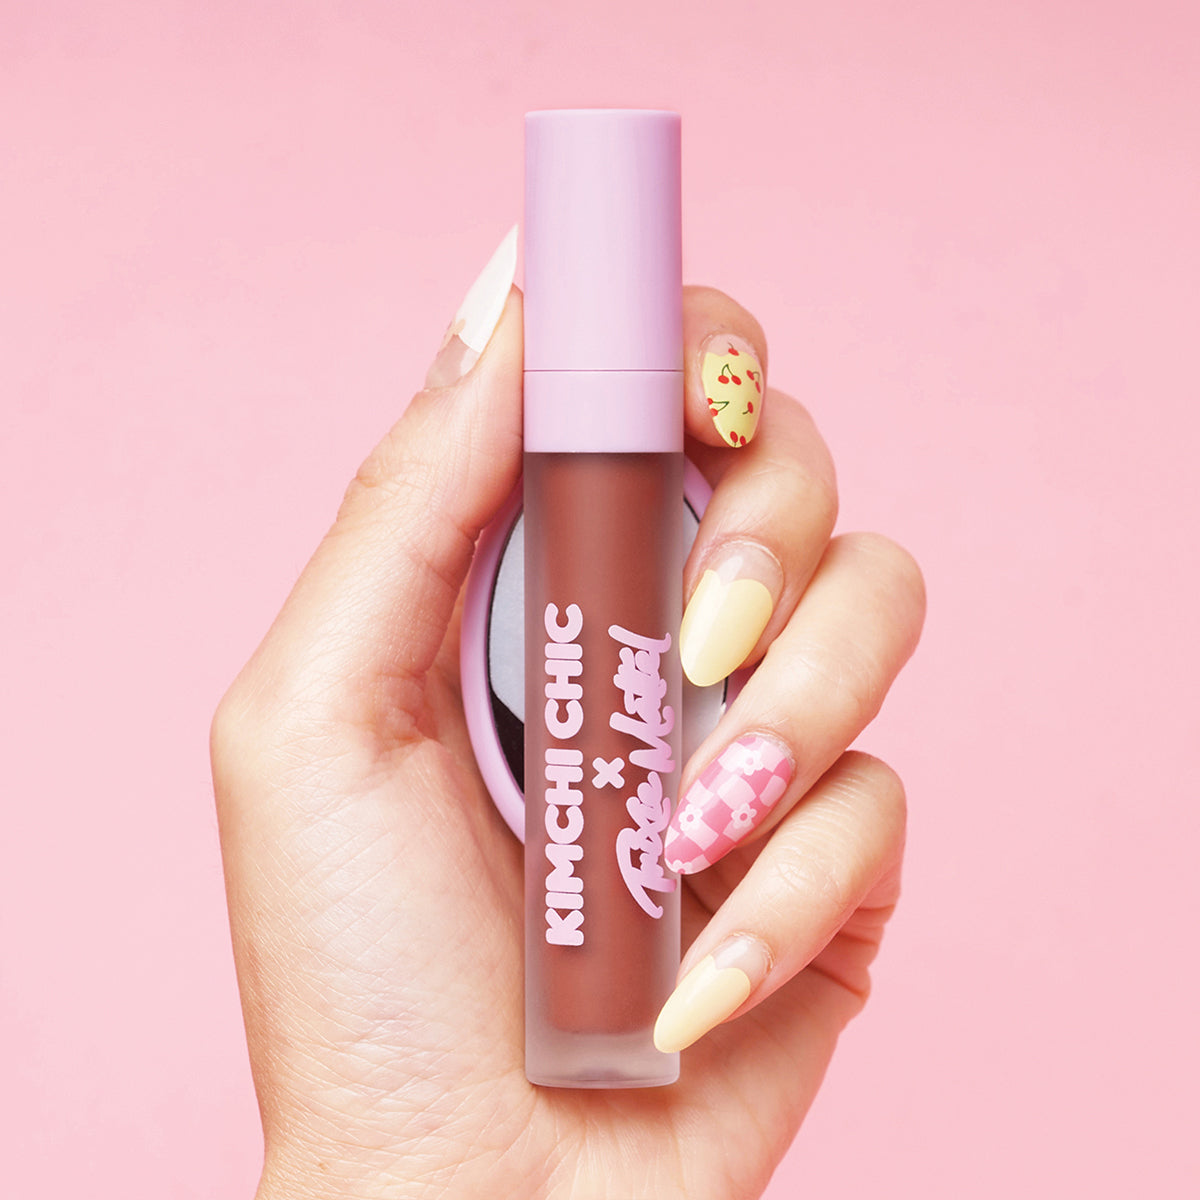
[{"left": 3, "top": 3, "right": 1197, "bottom": 1195}]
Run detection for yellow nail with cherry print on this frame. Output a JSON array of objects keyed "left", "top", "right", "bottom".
[{"left": 701, "top": 333, "right": 763, "bottom": 448}]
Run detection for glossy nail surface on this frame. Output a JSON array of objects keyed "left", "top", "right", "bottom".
[
  {"left": 700, "top": 333, "right": 763, "bottom": 447},
  {"left": 425, "top": 224, "right": 518, "bottom": 388},
  {"left": 653, "top": 934, "right": 772, "bottom": 1052},
  {"left": 679, "top": 546, "right": 778, "bottom": 687},
  {"left": 664, "top": 735, "right": 792, "bottom": 874}
]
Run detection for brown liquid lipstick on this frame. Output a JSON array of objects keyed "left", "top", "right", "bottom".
[{"left": 523, "top": 109, "right": 684, "bottom": 1087}]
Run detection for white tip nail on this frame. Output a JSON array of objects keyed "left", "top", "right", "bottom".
[{"left": 455, "top": 224, "right": 518, "bottom": 353}]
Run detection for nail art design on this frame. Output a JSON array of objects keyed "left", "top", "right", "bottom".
[
  {"left": 701, "top": 334, "right": 763, "bottom": 447},
  {"left": 679, "top": 567, "right": 774, "bottom": 688},
  {"left": 653, "top": 934, "right": 771, "bottom": 1053},
  {"left": 664, "top": 735, "right": 792, "bottom": 873},
  {"left": 425, "top": 224, "right": 518, "bottom": 388}
]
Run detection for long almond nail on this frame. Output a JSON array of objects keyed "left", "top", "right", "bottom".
[
  {"left": 664, "top": 735, "right": 793, "bottom": 874},
  {"left": 700, "top": 333, "right": 764, "bottom": 447},
  {"left": 425, "top": 224, "right": 518, "bottom": 388},
  {"left": 680, "top": 544, "right": 780, "bottom": 687},
  {"left": 654, "top": 934, "right": 772, "bottom": 1052}
]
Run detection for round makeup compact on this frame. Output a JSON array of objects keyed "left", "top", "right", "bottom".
[{"left": 460, "top": 458, "right": 743, "bottom": 840}]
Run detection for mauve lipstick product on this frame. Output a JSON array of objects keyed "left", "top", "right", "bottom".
[{"left": 523, "top": 109, "right": 683, "bottom": 1088}]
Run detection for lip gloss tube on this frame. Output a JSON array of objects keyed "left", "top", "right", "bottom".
[{"left": 523, "top": 110, "right": 684, "bottom": 1088}]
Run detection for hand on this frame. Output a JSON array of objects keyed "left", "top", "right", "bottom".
[{"left": 211, "top": 239, "right": 925, "bottom": 1199}]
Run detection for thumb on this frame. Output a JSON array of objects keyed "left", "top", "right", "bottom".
[{"left": 248, "top": 228, "right": 523, "bottom": 733}]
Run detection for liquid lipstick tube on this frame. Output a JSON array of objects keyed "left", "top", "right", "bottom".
[{"left": 523, "top": 109, "right": 683, "bottom": 1088}]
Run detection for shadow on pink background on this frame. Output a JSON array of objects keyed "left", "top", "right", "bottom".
[{"left": 3, "top": 3, "right": 1197, "bottom": 1195}]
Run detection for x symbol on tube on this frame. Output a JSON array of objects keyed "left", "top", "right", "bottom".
[{"left": 592, "top": 757, "right": 625, "bottom": 790}]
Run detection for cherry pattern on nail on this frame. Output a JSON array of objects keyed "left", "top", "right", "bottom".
[
  {"left": 703, "top": 339, "right": 763, "bottom": 448},
  {"left": 663, "top": 735, "right": 792, "bottom": 874}
]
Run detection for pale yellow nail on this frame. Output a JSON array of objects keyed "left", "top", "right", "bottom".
[
  {"left": 655, "top": 934, "right": 772, "bottom": 1053},
  {"left": 680, "top": 568, "right": 773, "bottom": 688},
  {"left": 654, "top": 956, "right": 751, "bottom": 1053},
  {"left": 701, "top": 333, "right": 764, "bottom": 447}
]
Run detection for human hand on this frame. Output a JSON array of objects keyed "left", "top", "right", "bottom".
[{"left": 211, "top": 234, "right": 925, "bottom": 1200}]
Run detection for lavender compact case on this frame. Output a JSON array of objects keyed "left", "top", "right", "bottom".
[{"left": 460, "top": 458, "right": 742, "bottom": 839}]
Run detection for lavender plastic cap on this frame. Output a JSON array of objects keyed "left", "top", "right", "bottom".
[{"left": 524, "top": 109, "right": 682, "bottom": 373}]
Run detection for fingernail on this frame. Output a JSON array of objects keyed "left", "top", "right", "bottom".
[
  {"left": 700, "top": 333, "right": 764, "bottom": 448},
  {"left": 664, "top": 735, "right": 793, "bottom": 874},
  {"left": 654, "top": 934, "right": 772, "bottom": 1053},
  {"left": 424, "top": 224, "right": 518, "bottom": 389},
  {"left": 680, "top": 543, "right": 780, "bottom": 687}
]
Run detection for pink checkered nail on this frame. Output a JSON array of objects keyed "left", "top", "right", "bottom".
[{"left": 664, "top": 735, "right": 793, "bottom": 874}]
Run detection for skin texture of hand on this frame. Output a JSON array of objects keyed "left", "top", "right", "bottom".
[{"left": 211, "top": 274, "right": 924, "bottom": 1200}]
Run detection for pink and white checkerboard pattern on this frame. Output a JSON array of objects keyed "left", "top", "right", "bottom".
[{"left": 664, "top": 735, "right": 793, "bottom": 874}]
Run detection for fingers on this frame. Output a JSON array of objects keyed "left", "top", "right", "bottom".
[
  {"left": 666, "top": 531, "right": 926, "bottom": 874},
  {"left": 680, "top": 389, "right": 838, "bottom": 686},
  {"left": 231, "top": 281, "right": 768, "bottom": 732},
  {"left": 223, "top": 231, "right": 523, "bottom": 736},
  {"left": 230, "top": 281, "right": 779, "bottom": 725},
  {"left": 655, "top": 752, "right": 905, "bottom": 1054},
  {"left": 679, "top": 289, "right": 840, "bottom": 688}
]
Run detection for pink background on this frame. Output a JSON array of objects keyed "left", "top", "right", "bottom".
[{"left": 3, "top": 3, "right": 1197, "bottom": 1196}]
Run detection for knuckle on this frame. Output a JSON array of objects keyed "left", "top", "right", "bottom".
[
  {"left": 837, "top": 751, "right": 908, "bottom": 847},
  {"left": 339, "top": 392, "right": 466, "bottom": 521},
  {"left": 211, "top": 664, "right": 344, "bottom": 809},
  {"left": 839, "top": 532, "right": 927, "bottom": 619},
  {"left": 832, "top": 657, "right": 881, "bottom": 731},
  {"left": 806, "top": 461, "right": 840, "bottom": 539},
  {"left": 794, "top": 641, "right": 883, "bottom": 733},
  {"left": 210, "top": 656, "right": 320, "bottom": 791},
  {"left": 763, "top": 391, "right": 839, "bottom": 531},
  {"left": 767, "top": 837, "right": 856, "bottom": 923},
  {"left": 210, "top": 675, "right": 261, "bottom": 793},
  {"left": 757, "top": 755, "right": 908, "bottom": 928},
  {"left": 342, "top": 425, "right": 427, "bottom": 517}
]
